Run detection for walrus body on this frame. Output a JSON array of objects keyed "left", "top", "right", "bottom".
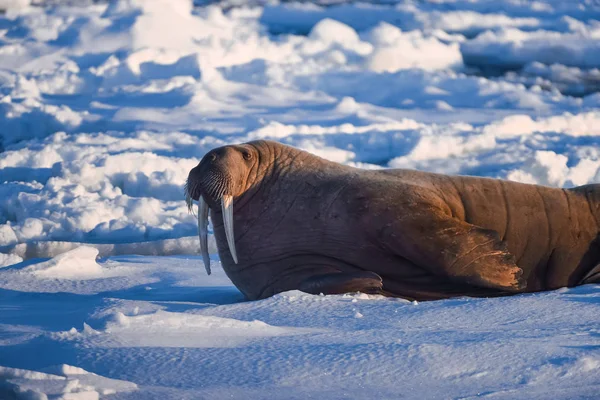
[{"left": 186, "top": 140, "right": 600, "bottom": 301}]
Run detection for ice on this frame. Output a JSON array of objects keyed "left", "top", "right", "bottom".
[{"left": 0, "top": 0, "right": 599, "bottom": 398}]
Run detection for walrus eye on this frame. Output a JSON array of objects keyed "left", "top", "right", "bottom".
[{"left": 242, "top": 150, "right": 252, "bottom": 161}]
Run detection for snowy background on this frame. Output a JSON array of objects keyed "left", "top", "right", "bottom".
[{"left": 0, "top": 0, "right": 599, "bottom": 398}]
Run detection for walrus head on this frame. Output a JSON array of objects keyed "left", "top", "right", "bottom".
[
  {"left": 185, "top": 143, "right": 262, "bottom": 275},
  {"left": 185, "top": 140, "right": 386, "bottom": 300}
]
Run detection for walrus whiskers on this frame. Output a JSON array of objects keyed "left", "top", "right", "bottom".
[
  {"left": 221, "top": 194, "right": 238, "bottom": 264},
  {"left": 184, "top": 183, "right": 195, "bottom": 215},
  {"left": 198, "top": 196, "right": 211, "bottom": 275}
]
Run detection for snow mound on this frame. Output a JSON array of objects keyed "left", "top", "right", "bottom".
[
  {"left": 309, "top": 18, "right": 362, "bottom": 48},
  {"left": 508, "top": 151, "right": 600, "bottom": 187},
  {"left": 22, "top": 246, "right": 128, "bottom": 280},
  {"left": 365, "top": 23, "right": 462, "bottom": 72},
  {"left": 0, "top": 364, "right": 137, "bottom": 400},
  {"left": 57, "top": 309, "right": 316, "bottom": 349}
]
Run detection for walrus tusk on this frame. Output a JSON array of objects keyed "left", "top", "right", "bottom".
[
  {"left": 198, "top": 196, "right": 211, "bottom": 275},
  {"left": 221, "top": 195, "right": 238, "bottom": 264}
]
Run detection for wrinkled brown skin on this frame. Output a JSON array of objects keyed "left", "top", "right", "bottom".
[{"left": 186, "top": 140, "right": 600, "bottom": 301}]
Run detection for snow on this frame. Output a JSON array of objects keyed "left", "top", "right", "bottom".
[
  {"left": 0, "top": 364, "right": 137, "bottom": 399},
  {"left": 0, "top": 0, "right": 599, "bottom": 398},
  {"left": 1, "top": 256, "right": 599, "bottom": 399},
  {"left": 364, "top": 23, "right": 462, "bottom": 73}
]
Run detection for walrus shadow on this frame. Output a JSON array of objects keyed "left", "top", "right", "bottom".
[
  {"left": 101, "top": 280, "right": 245, "bottom": 313},
  {"left": 560, "top": 284, "right": 600, "bottom": 304},
  {"left": 100, "top": 255, "right": 246, "bottom": 307}
]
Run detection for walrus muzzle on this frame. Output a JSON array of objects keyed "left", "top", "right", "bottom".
[{"left": 185, "top": 160, "right": 239, "bottom": 276}]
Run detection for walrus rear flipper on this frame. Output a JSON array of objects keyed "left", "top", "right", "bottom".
[
  {"left": 388, "top": 208, "right": 526, "bottom": 292},
  {"left": 298, "top": 271, "right": 383, "bottom": 295}
]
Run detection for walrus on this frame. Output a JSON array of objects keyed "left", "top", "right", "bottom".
[{"left": 185, "top": 140, "right": 600, "bottom": 301}]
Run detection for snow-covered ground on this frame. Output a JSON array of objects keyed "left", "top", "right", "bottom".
[{"left": 0, "top": 0, "right": 599, "bottom": 398}]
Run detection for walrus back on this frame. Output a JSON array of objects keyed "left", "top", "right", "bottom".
[
  {"left": 569, "top": 183, "right": 600, "bottom": 227},
  {"left": 443, "top": 176, "right": 600, "bottom": 290}
]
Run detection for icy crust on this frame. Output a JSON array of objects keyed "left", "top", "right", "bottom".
[{"left": 0, "top": 364, "right": 137, "bottom": 400}]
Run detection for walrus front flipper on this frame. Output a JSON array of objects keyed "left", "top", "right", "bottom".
[
  {"left": 298, "top": 271, "right": 383, "bottom": 295},
  {"left": 389, "top": 209, "right": 526, "bottom": 292}
]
